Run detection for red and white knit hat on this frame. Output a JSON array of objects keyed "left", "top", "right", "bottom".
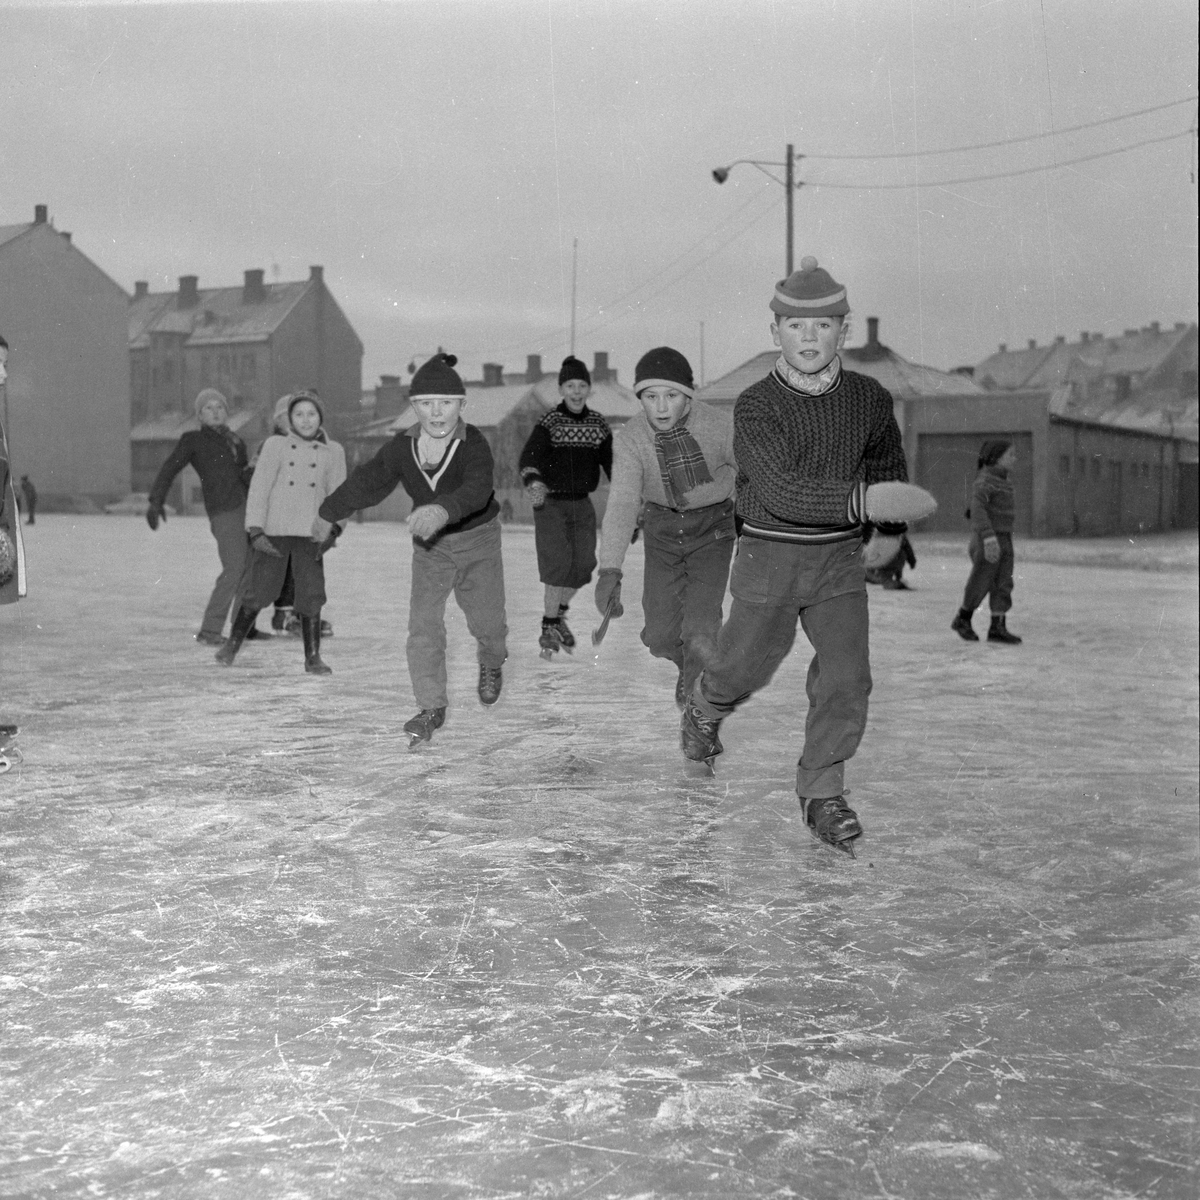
[{"left": 770, "top": 256, "right": 849, "bottom": 318}]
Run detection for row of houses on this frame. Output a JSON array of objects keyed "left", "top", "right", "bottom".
[{"left": 1, "top": 202, "right": 1196, "bottom": 534}]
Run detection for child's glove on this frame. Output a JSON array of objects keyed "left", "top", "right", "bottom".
[
  {"left": 248, "top": 527, "right": 283, "bottom": 557},
  {"left": 145, "top": 502, "right": 165, "bottom": 531},
  {"left": 983, "top": 535, "right": 1001, "bottom": 563},
  {"left": 862, "top": 534, "right": 903, "bottom": 570},
  {"left": 408, "top": 504, "right": 450, "bottom": 541},
  {"left": 595, "top": 568, "right": 624, "bottom": 617},
  {"left": 525, "top": 480, "right": 549, "bottom": 509},
  {"left": 863, "top": 481, "right": 937, "bottom": 526}
]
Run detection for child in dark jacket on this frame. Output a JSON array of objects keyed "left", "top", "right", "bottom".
[
  {"left": 951, "top": 440, "right": 1022, "bottom": 644},
  {"left": 316, "top": 354, "right": 508, "bottom": 746}
]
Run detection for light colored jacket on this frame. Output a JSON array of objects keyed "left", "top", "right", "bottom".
[
  {"left": 245, "top": 433, "right": 347, "bottom": 537},
  {"left": 597, "top": 400, "right": 736, "bottom": 571}
]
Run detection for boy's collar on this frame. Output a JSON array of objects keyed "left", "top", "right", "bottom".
[
  {"left": 774, "top": 353, "right": 842, "bottom": 396},
  {"left": 557, "top": 400, "right": 590, "bottom": 418},
  {"left": 404, "top": 419, "right": 466, "bottom": 443}
]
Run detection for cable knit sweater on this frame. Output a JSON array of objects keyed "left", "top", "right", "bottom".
[
  {"left": 598, "top": 401, "right": 736, "bottom": 571},
  {"left": 734, "top": 365, "right": 907, "bottom": 544}
]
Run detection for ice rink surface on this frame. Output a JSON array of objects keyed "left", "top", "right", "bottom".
[{"left": 1, "top": 515, "right": 1197, "bottom": 1199}]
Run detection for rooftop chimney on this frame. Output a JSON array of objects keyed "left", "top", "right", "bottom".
[
  {"left": 1055, "top": 335, "right": 1065, "bottom": 344},
  {"left": 243, "top": 269, "right": 266, "bottom": 304},
  {"left": 525, "top": 354, "right": 543, "bottom": 383},
  {"left": 482, "top": 362, "right": 504, "bottom": 387},
  {"left": 61, "top": 231, "right": 71, "bottom": 244},
  {"left": 373, "top": 374, "right": 406, "bottom": 418},
  {"left": 33, "top": 204, "right": 47, "bottom": 224},
  {"left": 999, "top": 343, "right": 1007, "bottom": 353},
  {"left": 593, "top": 351, "right": 610, "bottom": 383},
  {"left": 1028, "top": 339, "right": 1037, "bottom": 350},
  {"left": 309, "top": 265, "right": 324, "bottom": 283},
  {"left": 866, "top": 317, "right": 880, "bottom": 347},
  {"left": 1150, "top": 320, "right": 1160, "bottom": 334},
  {"left": 178, "top": 275, "right": 199, "bottom": 309},
  {"left": 133, "top": 281, "right": 149, "bottom": 301}
]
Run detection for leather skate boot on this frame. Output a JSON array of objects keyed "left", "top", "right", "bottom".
[
  {"left": 539, "top": 617, "right": 565, "bottom": 659},
  {"left": 951, "top": 608, "right": 979, "bottom": 641},
  {"left": 556, "top": 604, "right": 576, "bottom": 650},
  {"left": 680, "top": 696, "right": 724, "bottom": 771},
  {"left": 215, "top": 606, "right": 259, "bottom": 665},
  {"left": 988, "top": 615, "right": 1022, "bottom": 644},
  {"left": 800, "top": 794, "right": 863, "bottom": 857},
  {"left": 301, "top": 615, "right": 332, "bottom": 674},
  {"left": 478, "top": 664, "right": 503, "bottom": 706},
  {"left": 404, "top": 707, "right": 446, "bottom": 747}
]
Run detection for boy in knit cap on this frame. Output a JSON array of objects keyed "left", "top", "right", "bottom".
[
  {"left": 519, "top": 355, "right": 613, "bottom": 657},
  {"left": 217, "top": 391, "right": 346, "bottom": 673},
  {"left": 595, "top": 346, "right": 737, "bottom": 706},
  {"left": 315, "top": 353, "right": 508, "bottom": 745},
  {"left": 146, "top": 387, "right": 263, "bottom": 644},
  {"left": 680, "top": 257, "right": 912, "bottom": 856}
]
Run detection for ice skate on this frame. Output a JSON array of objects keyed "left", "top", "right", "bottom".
[
  {"left": 950, "top": 610, "right": 979, "bottom": 642},
  {"left": 680, "top": 698, "right": 723, "bottom": 774},
  {"left": 215, "top": 605, "right": 259, "bottom": 666},
  {"left": 539, "top": 617, "right": 567, "bottom": 660},
  {"left": 0, "top": 724, "right": 20, "bottom": 774},
  {"left": 556, "top": 605, "right": 576, "bottom": 651},
  {"left": 301, "top": 615, "right": 332, "bottom": 675},
  {"left": 404, "top": 707, "right": 446, "bottom": 748},
  {"left": 987, "top": 615, "right": 1022, "bottom": 644},
  {"left": 800, "top": 795, "right": 863, "bottom": 857},
  {"left": 478, "top": 665, "right": 503, "bottom": 706}
]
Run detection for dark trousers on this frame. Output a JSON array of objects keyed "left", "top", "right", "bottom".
[
  {"left": 202, "top": 505, "right": 249, "bottom": 635},
  {"left": 640, "top": 499, "right": 735, "bottom": 686},
  {"left": 694, "top": 536, "right": 872, "bottom": 800},
  {"left": 408, "top": 517, "right": 508, "bottom": 710},
  {"left": 961, "top": 532, "right": 1015, "bottom": 615},
  {"left": 244, "top": 537, "right": 326, "bottom": 617},
  {"left": 534, "top": 496, "right": 597, "bottom": 589}
]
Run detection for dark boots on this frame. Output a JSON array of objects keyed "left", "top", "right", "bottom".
[
  {"left": 215, "top": 605, "right": 260, "bottom": 665},
  {"left": 988, "top": 614, "right": 1022, "bottom": 644},
  {"left": 301, "top": 615, "right": 332, "bottom": 674},
  {"left": 951, "top": 608, "right": 979, "bottom": 641}
]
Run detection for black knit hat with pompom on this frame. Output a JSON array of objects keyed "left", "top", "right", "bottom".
[
  {"left": 558, "top": 355, "right": 591, "bottom": 386},
  {"left": 410, "top": 353, "right": 464, "bottom": 399}
]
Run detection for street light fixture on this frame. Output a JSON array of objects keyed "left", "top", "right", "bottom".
[{"left": 711, "top": 143, "right": 803, "bottom": 276}]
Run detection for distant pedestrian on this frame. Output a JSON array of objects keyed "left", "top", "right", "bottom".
[
  {"left": 1, "top": 333, "right": 28, "bottom": 763},
  {"left": 519, "top": 355, "right": 612, "bottom": 657},
  {"left": 146, "top": 388, "right": 264, "bottom": 645},
  {"left": 19, "top": 476, "right": 35, "bottom": 525},
  {"left": 217, "top": 391, "right": 346, "bottom": 673},
  {"left": 594, "top": 346, "right": 737, "bottom": 706},
  {"left": 316, "top": 353, "right": 508, "bottom": 746},
  {"left": 951, "top": 439, "right": 1022, "bottom": 644}
]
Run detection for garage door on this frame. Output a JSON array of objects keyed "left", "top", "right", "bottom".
[{"left": 916, "top": 433, "right": 1033, "bottom": 535}]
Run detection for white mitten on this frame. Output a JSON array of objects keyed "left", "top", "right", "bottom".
[
  {"left": 862, "top": 535, "right": 903, "bottom": 569},
  {"left": 864, "top": 481, "right": 937, "bottom": 524}
]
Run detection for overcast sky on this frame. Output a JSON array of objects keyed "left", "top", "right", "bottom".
[{"left": 2, "top": 0, "right": 1196, "bottom": 390}]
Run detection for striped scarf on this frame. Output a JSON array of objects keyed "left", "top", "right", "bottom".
[{"left": 654, "top": 419, "right": 713, "bottom": 508}]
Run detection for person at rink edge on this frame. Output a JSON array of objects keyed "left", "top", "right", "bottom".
[{"left": 594, "top": 346, "right": 737, "bottom": 706}]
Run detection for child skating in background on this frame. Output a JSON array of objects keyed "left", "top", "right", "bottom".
[
  {"left": 951, "top": 439, "right": 1022, "bottom": 644},
  {"left": 315, "top": 353, "right": 508, "bottom": 747},
  {"left": 519, "top": 355, "right": 612, "bottom": 657},
  {"left": 216, "top": 391, "right": 346, "bottom": 673},
  {"left": 594, "top": 346, "right": 737, "bottom": 707}
]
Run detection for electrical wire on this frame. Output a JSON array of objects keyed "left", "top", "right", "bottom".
[
  {"left": 806, "top": 127, "right": 1194, "bottom": 190},
  {"left": 803, "top": 94, "right": 1197, "bottom": 160}
]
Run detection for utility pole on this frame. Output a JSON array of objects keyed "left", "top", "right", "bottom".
[
  {"left": 785, "top": 144, "right": 794, "bottom": 277},
  {"left": 712, "top": 144, "right": 803, "bottom": 277},
  {"left": 699, "top": 321, "right": 705, "bottom": 389}
]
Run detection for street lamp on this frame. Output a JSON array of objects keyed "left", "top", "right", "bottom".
[{"left": 712, "top": 143, "right": 803, "bottom": 276}]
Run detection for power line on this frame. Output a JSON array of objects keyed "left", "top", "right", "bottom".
[
  {"left": 803, "top": 94, "right": 1198, "bottom": 160},
  {"left": 807, "top": 127, "right": 1194, "bottom": 190}
]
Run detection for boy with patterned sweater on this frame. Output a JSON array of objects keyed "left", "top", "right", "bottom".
[
  {"left": 680, "top": 258, "right": 914, "bottom": 856},
  {"left": 315, "top": 354, "right": 507, "bottom": 745},
  {"left": 595, "top": 347, "right": 737, "bottom": 706},
  {"left": 519, "top": 355, "right": 612, "bottom": 656}
]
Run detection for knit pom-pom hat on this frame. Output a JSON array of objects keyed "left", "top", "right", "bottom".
[
  {"left": 770, "top": 256, "right": 849, "bottom": 318},
  {"left": 558, "top": 355, "right": 591, "bottom": 386},
  {"left": 634, "top": 346, "right": 695, "bottom": 397},
  {"left": 288, "top": 389, "right": 324, "bottom": 426},
  {"left": 410, "top": 353, "right": 464, "bottom": 399},
  {"left": 194, "top": 387, "right": 229, "bottom": 418}
]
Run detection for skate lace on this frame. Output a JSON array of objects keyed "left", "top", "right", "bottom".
[{"left": 685, "top": 701, "right": 722, "bottom": 735}]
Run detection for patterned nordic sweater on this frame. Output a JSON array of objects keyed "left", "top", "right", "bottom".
[
  {"left": 519, "top": 403, "right": 613, "bottom": 497},
  {"left": 734, "top": 364, "right": 907, "bottom": 544}
]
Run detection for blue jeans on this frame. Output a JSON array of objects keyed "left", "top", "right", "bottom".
[
  {"left": 694, "top": 535, "right": 871, "bottom": 799},
  {"left": 407, "top": 517, "right": 508, "bottom": 710}
]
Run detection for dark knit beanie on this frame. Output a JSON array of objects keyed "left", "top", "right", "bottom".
[
  {"left": 978, "top": 439, "right": 1012, "bottom": 468},
  {"left": 558, "top": 355, "right": 591, "bottom": 386},
  {"left": 770, "top": 256, "right": 849, "bottom": 318},
  {"left": 410, "top": 353, "right": 464, "bottom": 399},
  {"left": 288, "top": 389, "right": 324, "bottom": 426},
  {"left": 634, "top": 346, "right": 695, "bottom": 397},
  {"left": 194, "top": 387, "right": 228, "bottom": 418}
]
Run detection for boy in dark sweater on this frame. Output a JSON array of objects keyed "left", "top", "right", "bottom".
[
  {"left": 146, "top": 388, "right": 261, "bottom": 644},
  {"left": 316, "top": 354, "right": 507, "bottom": 745},
  {"left": 680, "top": 258, "right": 909, "bottom": 855},
  {"left": 519, "top": 355, "right": 612, "bottom": 656}
]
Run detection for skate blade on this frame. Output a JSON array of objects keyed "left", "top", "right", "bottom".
[
  {"left": 682, "top": 756, "right": 716, "bottom": 778},
  {"left": 539, "top": 648, "right": 556, "bottom": 660},
  {"left": 406, "top": 734, "right": 432, "bottom": 751}
]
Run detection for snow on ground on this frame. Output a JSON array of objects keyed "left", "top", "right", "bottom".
[{"left": 1, "top": 515, "right": 1197, "bottom": 1199}]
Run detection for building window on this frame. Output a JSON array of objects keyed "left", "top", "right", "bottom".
[
  {"left": 1091, "top": 457, "right": 1101, "bottom": 479},
  {"left": 1058, "top": 455, "right": 1071, "bottom": 477},
  {"left": 1076, "top": 456, "right": 1086, "bottom": 478}
]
